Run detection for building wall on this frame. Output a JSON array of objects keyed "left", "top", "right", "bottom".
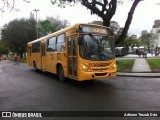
[{"left": 150, "top": 28, "right": 160, "bottom": 48}]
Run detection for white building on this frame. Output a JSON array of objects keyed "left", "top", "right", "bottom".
[
  {"left": 150, "top": 27, "right": 160, "bottom": 48},
  {"left": 150, "top": 20, "right": 160, "bottom": 48}
]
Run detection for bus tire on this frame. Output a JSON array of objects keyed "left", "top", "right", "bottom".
[
  {"left": 33, "top": 61, "right": 38, "bottom": 72},
  {"left": 58, "top": 65, "right": 65, "bottom": 82}
]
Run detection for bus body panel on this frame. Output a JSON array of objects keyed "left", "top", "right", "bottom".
[
  {"left": 32, "top": 53, "right": 41, "bottom": 69},
  {"left": 27, "top": 23, "right": 116, "bottom": 81},
  {"left": 77, "top": 57, "right": 116, "bottom": 81},
  {"left": 46, "top": 52, "right": 57, "bottom": 73}
]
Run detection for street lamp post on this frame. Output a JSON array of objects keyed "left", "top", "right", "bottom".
[{"left": 33, "top": 9, "right": 39, "bottom": 39}]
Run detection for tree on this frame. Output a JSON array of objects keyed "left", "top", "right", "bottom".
[
  {"left": 47, "top": 16, "right": 70, "bottom": 31},
  {"left": 110, "top": 21, "right": 122, "bottom": 42},
  {"left": 110, "top": 21, "right": 120, "bottom": 35},
  {"left": 37, "top": 16, "right": 70, "bottom": 37},
  {"left": 38, "top": 20, "right": 55, "bottom": 37},
  {"left": 116, "top": 0, "right": 142, "bottom": 46},
  {"left": 1, "top": 18, "right": 37, "bottom": 55},
  {"left": 0, "top": 40, "right": 8, "bottom": 54},
  {"left": 1, "top": 16, "right": 70, "bottom": 55},
  {"left": 140, "top": 32, "right": 158, "bottom": 52},
  {"left": 51, "top": 0, "right": 143, "bottom": 46},
  {"left": 1, "top": 0, "right": 143, "bottom": 46},
  {"left": 122, "top": 36, "right": 142, "bottom": 51}
]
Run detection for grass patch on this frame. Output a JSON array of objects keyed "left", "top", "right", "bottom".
[
  {"left": 116, "top": 59, "right": 135, "bottom": 72},
  {"left": 19, "top": 58, "right": 27, "bottom": 63},
  {"left": 147, "top": 59, "right": 160, "bottom": 72}
]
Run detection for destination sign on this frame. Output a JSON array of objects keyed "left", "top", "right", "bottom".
[{"left": 79, "top": 25, "right": 108, "bottom": 35}]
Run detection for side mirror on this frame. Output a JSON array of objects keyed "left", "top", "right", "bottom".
[{"left": 78, "top": 36, "right": 84, "bottom": 45}]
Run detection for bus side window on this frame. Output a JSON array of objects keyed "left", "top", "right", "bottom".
[
  {"left": 57, "top": 34, "right": 65, "bottom": 52},
  {"left": 32, "top": 42, "right": 40, "bottom": 53},
  {"left": 47, "top": 37, "right": 56, "bottom": 52}
]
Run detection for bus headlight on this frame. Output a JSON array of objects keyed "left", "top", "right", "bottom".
[
  {"left": 111, "top": 64, "right": 116, "bottom": 70},
  {"left": 81, "top": 64, "right": 91, "bottom": 72},
  {"left": 113, "top": 64, "right": 116, "bottom": 68}
]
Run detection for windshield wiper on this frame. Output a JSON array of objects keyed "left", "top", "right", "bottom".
[
  {"left": 88, "top": 33, "right": 104, "bottom": 60},
  {"left": 88, "top": 33, "right": 99, "bottom": 44}
]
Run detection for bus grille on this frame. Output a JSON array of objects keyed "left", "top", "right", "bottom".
[
  {"left": 92, "top": 68, "right": 108, "bottom": 71},
  {"left": 89, "top": 62, "right": 111, "bottom": 67},
  {"left": 95, "top": 73, "right": 107, "bottom": 76}
]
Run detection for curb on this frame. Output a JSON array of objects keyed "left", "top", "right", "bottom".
[{"left": 117, "top": 72, "right": 160, "bottom": 78}]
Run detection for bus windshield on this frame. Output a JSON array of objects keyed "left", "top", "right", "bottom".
[{"left": 79, "top": 34, "right": 115, "bottom": 61}]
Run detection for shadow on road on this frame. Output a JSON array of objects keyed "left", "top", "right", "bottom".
[{"left": 31, "top": 69, "right": 115, "bottom": 94}]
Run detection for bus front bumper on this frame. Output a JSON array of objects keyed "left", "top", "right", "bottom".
[{"left": 78, "top": 69, "right": 116, "bottom": 81}]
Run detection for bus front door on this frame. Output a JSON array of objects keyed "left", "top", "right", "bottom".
[
  {"left": 41, "top": 44, "right": 46, "bottom": 71},
  {"left": 68, "top": 36, "right": 77, "bottom": 79}
]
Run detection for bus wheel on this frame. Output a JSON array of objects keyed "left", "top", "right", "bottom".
[
  {"left": 33, "top": 61, "right": 37, "bottom": 72},
  {"left": 58, "top": 65, "right": 65, "bottom": 82}
]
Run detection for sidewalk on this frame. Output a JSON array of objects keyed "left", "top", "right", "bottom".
[
  {"left": 131, "top": 58, "right": 151, "bottom": 72},
  {"left": 117, "top": 54, "right": 160, "bottom": 78}
]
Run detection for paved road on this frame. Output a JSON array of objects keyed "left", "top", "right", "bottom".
[{"left": 0, "top": 60, "right": 160, "bottom": 120}]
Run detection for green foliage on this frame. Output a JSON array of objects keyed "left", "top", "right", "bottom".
[
  {"left": 147, "top": 59, "right": 160, "bottom": 72},
  {"left": 19, "top": 58, "right": 27, "bottom": 63},
  {"left": 38, "top": 20, "right": 55, "bottom": 37},
  {"left": 117, "top": 59, "right": 135, "bottom": 72},
  {"left": 121, "top": 36, "right": 142, "bottom": 50},
  {"left": 1, "top": 18, "right": 37, "bottom": 54},
  {"left": 1, "top": 16, "right": 70, "bottom": 55},
  {"left": 0, "top": 40, "right": 8, "bottom": 53},
  {"left": 46, "top": 16, "right": 70, "bottom": 31},
  {"left": 37, "top": 16, "right": 70, "bottom": 37}
]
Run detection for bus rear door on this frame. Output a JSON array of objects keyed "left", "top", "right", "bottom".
[
  {"left": 41, "top": 43, "right": 46, "bottom": 71},
  {"left": 68, "top": 36, "right": 77, "bottom": 79}
]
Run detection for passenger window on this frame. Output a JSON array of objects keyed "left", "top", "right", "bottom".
[
  {"left": 47, "top": 37, "right": 56, "bottom": 52},
  {"left": 57, "top": 34, "right": 65, "bottom": 52}
]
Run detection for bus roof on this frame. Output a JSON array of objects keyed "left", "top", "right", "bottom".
[{"left": 28, "top": 23, "right": 111, "bottom": 45}]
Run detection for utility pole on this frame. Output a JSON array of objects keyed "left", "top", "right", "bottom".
[{"left": 33, "top": 9, "right": 39, "bottom": 39}]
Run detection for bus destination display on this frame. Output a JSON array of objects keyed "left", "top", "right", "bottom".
[{"left": 80, "top": 25, "right": 108, "bottom": 35}]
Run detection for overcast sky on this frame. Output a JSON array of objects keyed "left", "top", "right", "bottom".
[{"left": 1, "top": 0, "right": 160, "bottom": 36}]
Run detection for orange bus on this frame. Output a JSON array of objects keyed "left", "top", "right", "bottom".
[{"left": 27, "top": 23, "right": 116, "bottom": 81}]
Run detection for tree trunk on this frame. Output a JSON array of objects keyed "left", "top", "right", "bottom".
[
  {"left": 115, "top": 0, "right": 142, "bottom": 46},
  {"left": 103, "top": 17, "right": 110, "bottom": 27}
]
